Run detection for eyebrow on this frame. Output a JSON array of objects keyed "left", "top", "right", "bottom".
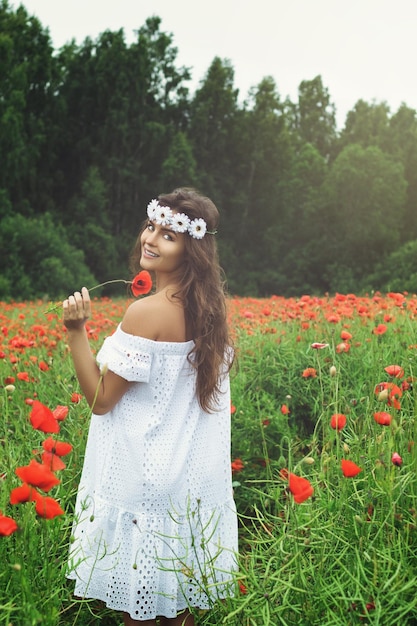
[{"left": 148, "top": 220, "right": 177, "bottom": 236}]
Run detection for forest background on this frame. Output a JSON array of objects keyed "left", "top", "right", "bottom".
[{"left": 1, "top": 1, "right": 417, "bottom": 300}]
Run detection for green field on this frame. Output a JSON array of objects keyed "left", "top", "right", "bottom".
[{"left": 2, "top": 293, "right": 417, "bottom": 625}]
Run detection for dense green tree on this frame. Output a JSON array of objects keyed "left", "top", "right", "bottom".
[
  {"left": 296, "top": 75, "right": 337, "bottom": 157},
  {"left": 0, "top": 213, "right": 95, "bottom": 299},
  {"left": 54, "top": 17, "right": 191, "bottom": 236},
  {"left": 338, "top": 100, "right": 390, "bottom": 151},
  {"left": 0, "top": 1, "right": 57, "bottom": 212},
  {"left": 320, "top": 143, "right": 407, "bottom": 291},
  {"left": 1, "top": 2, "right": 416, "bottom": 299}
]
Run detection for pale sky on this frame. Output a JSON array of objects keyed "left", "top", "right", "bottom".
[{"left": 14, "top": 0, "right": 417, "bottom": 129}]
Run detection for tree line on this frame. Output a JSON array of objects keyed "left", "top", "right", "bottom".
[{"left": 1, "top": 0, "right": 417, "bottom": 300}]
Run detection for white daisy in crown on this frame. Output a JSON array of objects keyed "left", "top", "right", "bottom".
[
  {"left": 154, "top": 203, "right": 173, "bottom": 226},
  {"left": 188, "top": 218, "right": 207, "bottom": 239},
  {"left": 170, "top": 212, "right": 191, "bottom": 233},
  {"left": 147, "top": 199, "right": 159, "bottom": 220}
]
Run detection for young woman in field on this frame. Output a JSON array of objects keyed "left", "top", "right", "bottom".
[{"left": 63, "top": 188, "right": 237, "bottom": 625}]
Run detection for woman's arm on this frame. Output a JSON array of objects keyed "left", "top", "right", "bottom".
[{"left": 63, "top": 287, "right": 130, "bottom": 414}]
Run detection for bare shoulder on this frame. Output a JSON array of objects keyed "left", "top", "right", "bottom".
[{"left": 121, "top": 293, "right": 187, "bottom": 342}]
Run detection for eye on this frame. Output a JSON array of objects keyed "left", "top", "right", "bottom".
[
  {"left": 163, "top": 232, "right": 174, "bottom": 241},
  {"left": 146, "top": 221, "right": 155, "bottom": 231}
]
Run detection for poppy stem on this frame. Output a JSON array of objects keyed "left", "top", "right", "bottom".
[{"left": 44, "top": 279, "right": 133, "bottom": 314}]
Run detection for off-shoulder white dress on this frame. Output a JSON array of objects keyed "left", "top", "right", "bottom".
[{"left": 67, "top": 325, "right": 238, "bottom": 621}]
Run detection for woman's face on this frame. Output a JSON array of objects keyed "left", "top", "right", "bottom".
[{"left": 140, "top": 219, "right": 186, "bottom": 276}]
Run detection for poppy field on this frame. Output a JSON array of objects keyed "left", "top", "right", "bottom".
[{"left": 2, "top": 292, "right": 417, "bottom": 625}]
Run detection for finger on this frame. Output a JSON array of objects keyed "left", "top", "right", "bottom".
[{"left": 81, "top": 287, "right": 91, "bottom": 317}]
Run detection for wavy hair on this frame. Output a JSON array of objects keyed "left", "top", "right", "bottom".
[{"left": 130, "top": 188, "right": 233, "bottom": 412}]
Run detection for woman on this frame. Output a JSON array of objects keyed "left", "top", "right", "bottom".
[{"left": 64, "top": 188, "right": 238, "bottom": 625}]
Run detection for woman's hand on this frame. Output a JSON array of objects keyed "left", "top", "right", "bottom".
[{"left": 63, "top": 287, "right": 91, "bottom": 330}]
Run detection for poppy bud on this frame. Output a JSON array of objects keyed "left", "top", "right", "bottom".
[
  {"left": 303, "top": 456, "right": 315, "bottom": 465},
  {"left": 391, "top": 452, "right": 403, "bottom": 467},
  {"left": 377, "top": 388, "right": 389, "bottom": 402},
  {"left": 100, "top": 363, "right": 109, "bottom": 376},
  {"left": 329, "top": 365, "right": 337, "bottom": 377},
  {"left": 4, "top": 384, "right": 15, "bottom": 392}
]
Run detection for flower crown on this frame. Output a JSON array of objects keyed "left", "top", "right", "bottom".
[{"left": 147, "top": 199, "right": 216, "bottom": 239}]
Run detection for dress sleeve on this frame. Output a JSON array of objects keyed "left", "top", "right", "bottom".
[{"left": 96, "top": 327, "right": 152, "bottom": 383}]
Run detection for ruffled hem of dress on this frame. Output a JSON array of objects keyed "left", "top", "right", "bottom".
[{"left": 66, "top": 495, "right": 238, "bottom": 620}]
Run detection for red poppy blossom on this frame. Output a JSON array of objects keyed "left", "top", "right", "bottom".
[
  {"left": 373, "top": 324, "right": 387, "bottom": 335},
  {"left": 42, "top": 437, "right": 72, "bottom": 457},
  {"left": 373, "top": 411, "right": 392, "bottom": 426},
  {"left": 311, "top": 342, "right": 329, "bottom": 349},
  {"left": 302, "top": 368, "right": 317, "bottom": 378},
  {"left": 374, "top": 382, "right": 402, "bottom": 409},
  {"left": 330, "top": 413, "right": 347, "bottom": 430},
  {"left": 231, "top": 458, "right": 244, "bottom": 473},
  {"left": 30, "top": 400, "right": 60, "bottom": 434},
  {"left": 10, "top": 483, "right": 36, "bottom": 504},
  {"left": 384, "top": 364, "right": 404, "bottom": 378},
  {"left": 70, "top": 392, "right": 83, "bottom": 403},
  {"left": 340, "top": 330, "right": 352, "bottom": 341},
  {"left": 41, "top": 451, "right": 66, "bottom": 471},
  {"left": 131, "top": 271, "right": 152, "bottom": 297},
  {"left": 336, "top": 342, "right": 350, "bottom": 353},
  {"left": 238, "top": 581, "right": 248, "bottom": 595},
  {"left": 288, "top": 473, "right": 314, "bottom": 503},
  {"left": 52, "top": 405, "right": 69, "bottom": 421},
  {"left": 281, "top": 404, "right": 290, "bottom": 415},
  {"left": 15, "top": 459, "right": 60, "bottom": 492},
  {"left": 33, "top": 494, "right": 65, "bottom": 519},
  {"left": 17, "top": 372, "right": 30, "bottom": 382},
  {"left": 38, "top": 360, "right": 49, "bottom": 372},
  {"left": 0, "top": 513, "right": 18, "bottom": 536},
  {"left": 341, "top": 459, "right": 362, "bottom": 477}
]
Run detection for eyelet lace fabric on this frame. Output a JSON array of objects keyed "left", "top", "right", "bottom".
[{"left": 67, "top": 325, "right": 238, "bottom": 620}]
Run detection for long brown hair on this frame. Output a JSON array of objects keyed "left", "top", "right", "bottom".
[{"left": 130, "top": 188, "right": 233, "bottom": 412}]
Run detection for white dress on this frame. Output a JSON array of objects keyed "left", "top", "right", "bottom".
[{"left": 67, "top": 325, "right": 238, "bottom": 621}]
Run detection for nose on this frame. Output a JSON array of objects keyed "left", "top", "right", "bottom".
[{"left": 143, "top": 228, "right": 158, "bottom": 246}]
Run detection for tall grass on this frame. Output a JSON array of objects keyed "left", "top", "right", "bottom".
[{"left": 1, "top": 293, "right": 417, "bottom": 624}]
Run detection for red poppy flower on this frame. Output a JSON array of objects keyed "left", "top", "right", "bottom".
[
  {"left": 330, "top": 413, "right": 347, "bottom": 430},
  {"left": 231, "top": 458, "right": 244, "bottom": 473},
  {"left": 52, "top": 405, "right": 69, "bottom": 422},
  {"left": 311, "top": 342, "right": 329, "bottom": 349},
  {"left": 41, "top": 452, "right": 66, "bottom": 471},
  {"left": 30, "top": 400, "right": 60, "bottom": 434},
  {"left": 10, "top": 483, "right": 36, "bottom": 504},
  {"left": 288, "top": 473, "right": 314, "bottom": 503},
  {"left": 373, "top": 411, "right": 392, "bottom": 426},
  {"left": 336, "top": 342, "right": 350, "bottom": 353},
  {"left": 42, "top": 437, "right": 72, "bottom": 457},
  {"left": 340, "top": 330, "right": 352, "bottom": 341},
  {"left": 17, "top": 372, "right": 30, "bottom": 382},
  {"left": 131, "top": 271, "right": 152, "bottom": 297},
  {"left": 302, "top": 368, "right": 317, "bottom": 378},
  {"left": 341, "top": 459, "right": 362, "bottom": 477},
  {"left": 238, "top": 581, "right": 248, "bottom": 595},
  {"left": 0, "top": 513, "right": 18, "bottom": 536},
  {"left": 70, "top": 392, "right": 83, "bottom": 403},
  {"left": 15, "top": 459, "right": 60, "bottom": 492},
  {"left": 373, "top": 324, "right": 387, "bottom": 335},
  {"left": 33, "top": 494, "right": 65, "bottom": 519},
  {"left": 384, "top": 365, "right": 404, "bottom": 378},
  {"left": 281, "top": 404, "right": 290, "bottom": 415},
  {"left": 38, "top": 360, "right": 49, "bottom": 372},
  {"left": 374, "top": 382, "right": 402, "bottom": 409}
]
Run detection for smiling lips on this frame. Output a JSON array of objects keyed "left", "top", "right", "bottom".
[{"left": 144, "top": 248, "right": 159, "bottom": 258}]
